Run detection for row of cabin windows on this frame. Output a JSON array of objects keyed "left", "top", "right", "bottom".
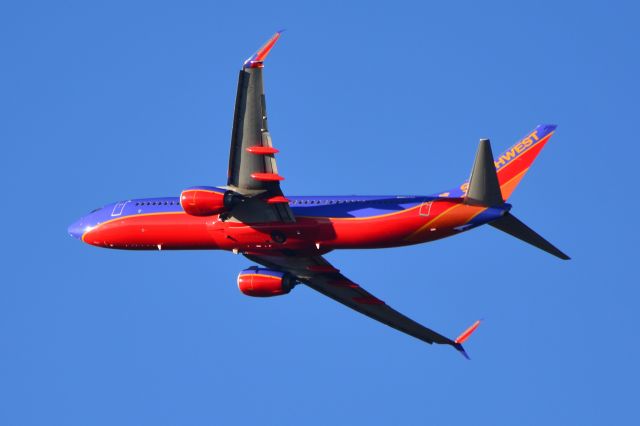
[
  {"left": 135, "top": 201, "right": 179, "bottom": 206},
  {"left": 290, "top": 199, "right": 403, "bottom": 205},
  {"left": 133, "top": 199, "right": 408, "bottom": 207}
]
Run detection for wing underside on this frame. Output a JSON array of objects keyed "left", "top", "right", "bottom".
[
  {"left": 229, "top": 34, "right": 480, "bottom": 357},
  {"left": 226, "top": 32, "right": 294, "bottom": 223},
  {"left": 244, "top": 252, "right": 479, "bottom": 357}
]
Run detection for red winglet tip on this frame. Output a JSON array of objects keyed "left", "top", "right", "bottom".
[
  {"left": 455, "top": 320, "right": 481, "bottom": 344},
  {"left": 243, "top": 32, "right": 283, "bottom": 68}
]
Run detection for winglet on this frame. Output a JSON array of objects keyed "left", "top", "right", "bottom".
[
  {"left": 243, "top": 31, "right": 284, "bottom": 69},
  {"left": 453, "top": 320, "right": 481, "bottom": 360},
  {"left": 455, "top": 320, "right": 481, "bottom": 344},
  {"left": 454, "top": 343, "right": 471, "bottom": 360}
]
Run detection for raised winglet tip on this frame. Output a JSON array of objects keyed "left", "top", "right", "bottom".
[
  {"left": 243, "top": 31, "right": 283, "bottom": 69},
  {"left": 451, "top": 320, "right": 481, "bottom": 360},
  {"left": 454, "top": 320, "right": 481, "bottom": 344}
]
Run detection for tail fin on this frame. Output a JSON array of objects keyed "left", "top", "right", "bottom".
[
  {"left": 493, "top": 124, "right": 557, "bottom": 200},
  {"left": 460, "top": 131, "right": 570, "bottom": 260},
  {"left": 442, "top": 124, "right": 557, "bottom": 200}
]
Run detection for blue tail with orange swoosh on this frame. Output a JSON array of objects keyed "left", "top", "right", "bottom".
[
  {"left": 493, "top": 124, "right": 557, "bottom": 200},
  {"left": 444, "top": 124, "right": 558, "bottom": 200}
]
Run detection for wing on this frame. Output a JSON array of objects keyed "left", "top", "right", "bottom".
[
  {"left": 226, "top": 32, "right": 294, "bottom": 223},
  {"left": 244, "top": 252, "right": 480, "bottom": 358}
]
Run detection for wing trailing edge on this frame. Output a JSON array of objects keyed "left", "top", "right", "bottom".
[{"left": 244, "top": 253, "right": 483, "bottom": 359}]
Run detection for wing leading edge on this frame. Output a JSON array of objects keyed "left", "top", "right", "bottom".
[{"left": 244, "top": 253, "right": 480, "bottom": 358}]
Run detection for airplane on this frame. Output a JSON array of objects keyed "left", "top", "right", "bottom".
[{"left": 68, "top": 32, "right": 569, "bottom": 358}]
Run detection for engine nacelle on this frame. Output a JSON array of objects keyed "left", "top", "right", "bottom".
[
  {"left": 180, "top": 186, "right": 239, "bottom": 216},
  {"left": 237, "top": 267, "right": 297, "bottom": 297}
]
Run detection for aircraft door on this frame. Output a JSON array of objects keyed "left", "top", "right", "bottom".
[
  {"left": 111, "top": 200, "right": 130, "bottom": 217},
  {"left": 419, "top": 201, "right": 432, "bottom": 217}
]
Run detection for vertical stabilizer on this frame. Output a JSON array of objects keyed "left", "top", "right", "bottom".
[
  {"left": 443, "top": 125, "right": 557, "bottom": 200},
  {"left": 465, "top": 139, "right": 504, "bottom": 206}
]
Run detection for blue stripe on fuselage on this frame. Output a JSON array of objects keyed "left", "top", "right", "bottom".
[
  {"left": 70, "top": 197, "right": 183, "bottom": 237},
  {"left": 287, "top": 195, "right": 430, "bottom": 218},
  {"left": 125, "top": 195, "right": 434, "bottom": 219},
  {"left": 88, "top": 195, "right": 437, "bottom": 223},
  {"left": 125, "top": 198, "right": 183, "bottom": 216}
]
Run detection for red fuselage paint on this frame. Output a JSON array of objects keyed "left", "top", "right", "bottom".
[{"left": 78, "top": 198, "right": 502, "bottom": 254}]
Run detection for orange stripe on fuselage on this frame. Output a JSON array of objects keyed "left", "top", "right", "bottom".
[
  {"left": 296, "top": 202, "right": 424, "bottom": 222},
  {"left": 405, "top": 202, "right": 487, "bottom": 242}
]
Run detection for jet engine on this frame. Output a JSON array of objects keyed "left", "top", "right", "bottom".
[
  {"left": 237, "top": 267, "right": 297, "bottom": 297},
  {"left": 180, "top": 186, "right": 241, "bottom": 216}
]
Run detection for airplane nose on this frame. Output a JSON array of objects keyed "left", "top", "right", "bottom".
[{"left": 67, "top": 219, "right": 85, "bottom": 239}]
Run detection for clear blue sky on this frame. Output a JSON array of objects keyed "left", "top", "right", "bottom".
[{"left": 1, "top": 1, "right": 638, "bottom": 425}]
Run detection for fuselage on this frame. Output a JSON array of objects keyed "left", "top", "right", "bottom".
[{"left": 68, "top": 192, "right": 509, "bottom": 254}]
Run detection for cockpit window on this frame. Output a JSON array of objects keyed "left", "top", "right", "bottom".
[{"left": 89, "top": 207, "right": 102, "bottom": 213}]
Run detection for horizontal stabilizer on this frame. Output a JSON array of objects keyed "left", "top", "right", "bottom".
[
  {"left": 490, "top": 212, "right": 570, "bottom": 260},
  {"left": 465, "top": 139, "right": 504, "bottom": 206}
]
